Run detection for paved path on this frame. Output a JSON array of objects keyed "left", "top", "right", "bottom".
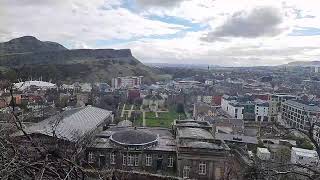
[
  {"left": 120, "top": 104, "right": 126, "bottom": 118},
  {"left": 142, "top": 111, "right": 146, "bottom": 127},
  {"left": 128, "top": 105, "right": 134, "bottom": 118}
]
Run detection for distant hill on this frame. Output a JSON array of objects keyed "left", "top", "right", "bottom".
[
  {"left": 0, "top": 36, "right": 67, "bottom": 54},
  {"left": 284, "top": 61, "right": 320, "bottom": 67},
  {"left": 146, "top": 62, "right": 221, "bottom": 69},
  {"left": 0, "top": 36, "right": 158, "bottom": 83}
]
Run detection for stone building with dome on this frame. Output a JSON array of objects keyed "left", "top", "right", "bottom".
[
  {"left": 86, "top": 122, "right": 176, "bottom": 175},
  {"left": 85, "top": 119, "right": 231, "bottom": 179}
]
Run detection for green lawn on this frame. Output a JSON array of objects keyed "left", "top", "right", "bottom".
[
  {"left": 145, "top": 110, "right": 186, "bottom": 128},
  {"left": 133, "top": 118, "right": 142, "bottom": 126},
  {"left": 132, "top": 109, "right": 186, "bottom": 128},
  {"left": 159, "top": 110, "right": 186, "bottom": 121},
  {"left": 146, "top": 112, "right": 156, "bottom": 118}
]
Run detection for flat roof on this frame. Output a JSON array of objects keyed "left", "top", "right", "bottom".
[
  {"left": 292, "top": 147, "right": 318, "bottom": 158},
  {"left": 284, "top": 100, "right": 320, "bottom": 112},
  {"left": 215, "top": 133, "right": 258, "bottom": 144},
  {"left": 186, "top": 141, "right": 224, "bottom": 150},
  {"left": 178, "top": 127, "right": 214, "bottom": 140}
]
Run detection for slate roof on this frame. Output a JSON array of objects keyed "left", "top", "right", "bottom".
[{"left": 14, "top": 106, "right": 112, "bottom": 142}]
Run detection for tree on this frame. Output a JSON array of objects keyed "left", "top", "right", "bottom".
[
  {"left": 243, "top": 114, "right": 320, "bottom": 180},
  {"left": 296, "top": 137, "right": 314, "bottom": 150},
  {"left": 176, "top": 103, "right": 185, "bottom": 114},
  {"left": 3, "top": 69, "right": 17, "bottom": 82},
  {"left": 0, "top": 84, "right": 86, "bottom": 179},
  {"left": 276, "top": 147, "right": 291, "bottom": 163}
]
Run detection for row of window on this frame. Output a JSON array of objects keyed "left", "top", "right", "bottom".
[
  {"left": 283, "top": 113, "right": 307, "bottom": 124},
  {"left": 284, "top": 118, "right": 308, "bottom": 131},
  {"left": 122, "top": 154, "right": 139, "bottom": 166},
  {"left": 283, "top": 105, "right": 316, "bottom": 117},
  {"left": 283, "top": 109, "right": 308, "bottom": 119},
  {"left": 88, "top": 152, "right": 174, "bottom": 167},
  {"left": 183, "top": 162, "right": 207, "bottom": 178}
]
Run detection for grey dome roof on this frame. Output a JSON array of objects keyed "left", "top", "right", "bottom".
[
  {"left": 110, "top": 129, "right": 158, "bottom": 146},
  {"left": 117, "top": 120, "right": 133, "bottom": 127}
]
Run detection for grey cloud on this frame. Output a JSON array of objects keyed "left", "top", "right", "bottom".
[
  {"left": 201, "top": 6, "right": 286, "bottom": 42},
  {"left": 135, "top": 0, "right": 187, "bottom": 7},
  {"left": 207, "top": 46, "right": 318, "bottom": 58},
  {"left": 1, "top": 0, "right": 63, "bottom": 6}
]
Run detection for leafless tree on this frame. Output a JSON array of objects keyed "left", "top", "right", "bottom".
[
  {"left": 0, "top": 83, "right": 86, "bottom": 179},
  {"left": 243, "top": 112, "right": 320, "bottom": 180}
]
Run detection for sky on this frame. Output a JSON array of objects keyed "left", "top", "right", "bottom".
[{"left": 1, "top": 0, "right": 320, "bottom": 66}]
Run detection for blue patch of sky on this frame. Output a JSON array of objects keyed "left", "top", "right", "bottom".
[
  {"left": 149, "top": 15, "right": 208, "bottom": 32},
  {"left": 94, "top": 30, "right": 187, "bottom": 47},
  {"left": 95, "top": 0, "right": 208, "bottom": 46},
  {"left": 98, "top": 0, "right": 133, "bottom": 10},
  {"left": 120, "top": 0, "right": 208, "bottom": 32},
  {"left": 121, "top": 0, "right": 139, "bottom": 12},
  {"left": 94, "top": 16, "right": 208, "bottom": 46},
  {"left": 94, "top": 19, "right": 206, "bottom": 47},
  {"left": 289, "top": 27, "right": 320, "bottom": 36}
]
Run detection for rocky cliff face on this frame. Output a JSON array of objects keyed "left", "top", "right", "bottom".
[
  {"left": 0, "top": 36, "right": 157, "bottom": 83},
  {"left": 0, "top": 48, "right": 139, "bottom": 66}
]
